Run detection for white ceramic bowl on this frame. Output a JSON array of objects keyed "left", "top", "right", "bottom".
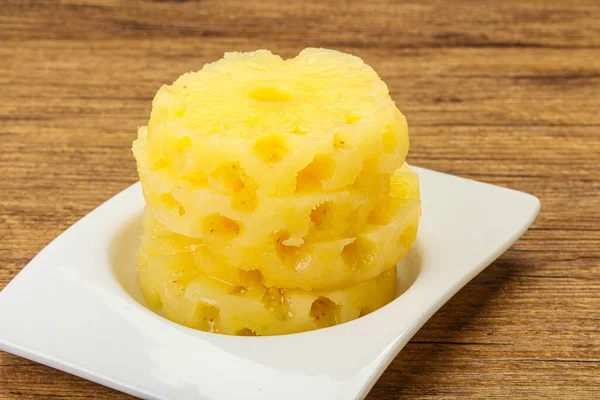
[{"left": 0, "top": 167, "right": 539, "bottom": 399}]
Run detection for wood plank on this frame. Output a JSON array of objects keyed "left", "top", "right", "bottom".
[
  {"left": 1, "top": 40, "right": 600, "bottom": 126},
  {"left": 1, "top": 0, "right": 600, "bottom": 48}
]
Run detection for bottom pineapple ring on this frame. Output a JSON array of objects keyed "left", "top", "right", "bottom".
[{"left": 138, "top": 249, "right": 397, "bottom": 336}]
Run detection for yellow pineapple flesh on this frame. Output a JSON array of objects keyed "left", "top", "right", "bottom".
[
  {"left": 138, "top": 248, "right": 397, "bottom": 336},
  {"left": 136, "top": 126, "right": 395, "bottom": 245},
  {"left": 137, "top": 48, "right": 409, "bottom": 197},
  {"left": 139, "top": 165, "right": 420, "bottom": 290},
  {"left": 133, "top": 48, "right": 420, "bottom": 335}
]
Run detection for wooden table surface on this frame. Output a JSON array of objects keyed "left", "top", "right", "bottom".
[{"left": 1, "top": 1, "right": 599, "bottom": 399}]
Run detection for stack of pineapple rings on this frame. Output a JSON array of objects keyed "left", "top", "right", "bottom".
[{"left": 133, "top": 48, "right": 421, "bottom": 336}]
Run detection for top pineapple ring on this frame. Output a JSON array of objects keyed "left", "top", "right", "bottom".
[{"left": 139, "top": 48, "right": 409, "bottom": 196}]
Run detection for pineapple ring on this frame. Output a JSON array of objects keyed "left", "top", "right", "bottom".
[
  {"left": 139, "top": 164, "right": 420, "bottom": 290},
  {"left": 136, "top": 128, "right": 392, "bottom": 244},
  {"left": 140, "top": 193, "right": 420, "bottom": 291},
  {"left": 138, "top": 248, "right": 397, "bottom": 336},
  {"left": 134, "top": 48, "right": 409, "bottom": 197}
]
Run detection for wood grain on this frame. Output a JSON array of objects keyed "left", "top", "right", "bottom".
[{"left": 1, "top": 0, "right": 599, "bottom": 398}]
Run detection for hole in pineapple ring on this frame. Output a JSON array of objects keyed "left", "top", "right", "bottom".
[{"left": 248, "top": 84, "right": 292, "bottom": 102}]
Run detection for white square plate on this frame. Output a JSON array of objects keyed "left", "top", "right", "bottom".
[{"left": 0, "top": 167, "right": 539, "bottom": 400}]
